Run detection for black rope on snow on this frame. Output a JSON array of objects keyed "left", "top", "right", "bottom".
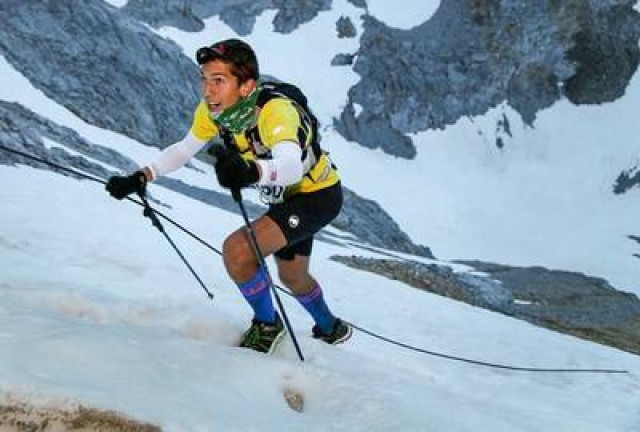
[
  {"left": 0, "top": 144, "right": 216, "bottom": 299},
  {"left": 344, "top": 322, "right": 629, "bottom": 374},
  {"left": 0, "top": 144, "right": 630, "bottom": 375},
  {"left": 0, "top": 144, "right": 224, "bottom": 255}
]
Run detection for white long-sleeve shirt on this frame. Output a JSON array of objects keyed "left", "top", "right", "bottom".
[{"left": 147, "top": 131, "right": 303, "bottom": 187}]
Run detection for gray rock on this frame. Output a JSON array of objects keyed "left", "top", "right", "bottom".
[
  {"left": 458, "top": 260, "right": 640, "bottom": 354},
  {"left": 332, "top": 188, "right": 434, "bottom": 258},
  {"left": 331, "top": 53, "right": 356, "bottom": 66},
  {"left": 630, "top": 236, "right": 640, "bottom": 260},
  {"left": 613, "top": 164, "right": 640, "bottom": 194},
  {"left": 0, "top": 100, "right": 138, "bottom": 178},
  {"left": 122, "top": 0, "right": 331, "bottom": 35},
  {"left": 120, "top": 0, "right": 205, "bottom": 32},
  {"left": 506, "top": 63, "right": 560, "bottom": 125},
  {"left": 0, "top": 0, "right": 200, "bottom": 149},
  {"left": 347, "top": 0, "right": 367, "bottom": 9},
  {"left": 333, "top": 255, "right": 640, "bottom": 354},
  {"left": 122, "top": 0, "right": 269, "bottom": 36},
  {"left": 331, "top": 256, "right": 513, "bottom": 312},
  {"left": 272, "top": 0, "right": 332, "bottom": 34},
  {"left": 336, "top": 16, "right": 357, "bottom": 38},
  {"left": 456, "top": 272, "right": 514, "bottom": 312},
  {"left": 335, "top": 103, "right": 416, "bottom": 158},
  {"left": 218, "top": 1, "right": 274, "bottom": 36},
  {"left": 495, "top": 112, "right": 511, "bottom": 149},
  {"left": 563, "top": 0, "right": 640, "bottom": 104},
  {"left": 335, "top": 0, "right": 640, "bottom": 158}
]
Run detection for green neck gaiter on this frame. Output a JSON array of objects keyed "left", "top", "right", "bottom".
[{"left": 211, "top": 85, "right": 260, "bottom": 134}]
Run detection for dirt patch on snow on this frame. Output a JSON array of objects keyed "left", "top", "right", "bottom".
[{"left": 0, "top": 401, "right": 160, "bottom": 431}]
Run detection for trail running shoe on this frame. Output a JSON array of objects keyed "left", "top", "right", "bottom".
[
  {"left": 312, "top": 318, "right": 353, "bottom": 345},
  {"left": 239, "top": 314, "right": 286, "bottom": 354}
]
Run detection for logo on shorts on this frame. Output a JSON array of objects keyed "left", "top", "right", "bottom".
[{"left": 288, "top": 214, "right": 300, "bottom": 229}]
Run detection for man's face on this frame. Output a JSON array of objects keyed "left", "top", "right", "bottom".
[{"left": 201, "top": 60, "right": 254, "bottom": 114}]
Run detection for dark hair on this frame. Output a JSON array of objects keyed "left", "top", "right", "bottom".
[{"left": 195, "top": 38, "right": 259, "bottom": 83}]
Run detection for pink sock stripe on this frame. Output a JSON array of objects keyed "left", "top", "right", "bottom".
[
  {"left": 296, "top": 282, "right": 322, "bottom": 304},
  {"left": 239, "top": 268, "right": 269, "bottom": 297},
  {"left": 240, "top": 280, "right": 268, "bottom": 297}
]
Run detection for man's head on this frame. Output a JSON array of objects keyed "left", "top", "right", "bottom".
[
  {"left": 196, "top": 39, "right": 260, "bottom": 132},
  {"left": 196, "top": 38, "right": 259, "bottom": 84}
]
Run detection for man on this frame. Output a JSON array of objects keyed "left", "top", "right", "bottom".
[{"left": 106, "top": 38, "right": 352, "bottom": 354}]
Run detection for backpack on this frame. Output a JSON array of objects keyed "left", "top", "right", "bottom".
[
  {"left": 256, "top": 81, "right": 323, "bottom": 162},
  {"left": 216, "top": 81, "right": 323, "bottom": 163}
]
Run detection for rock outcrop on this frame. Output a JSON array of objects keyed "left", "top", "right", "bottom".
[
  {"left": 335, "top": 0, "right": 640, "bottom": 158},
  {"left": 614, "top": 164, "right": 640, "bottom": 194},
  {"left": 333, "top": 255, "right": 640, "bottom": 354},
  {"left": 122, "top": 0, "right": 332, "bottom": 35},
  {"left": 0, "top": 0, "right": 200, "bottom": 149}
]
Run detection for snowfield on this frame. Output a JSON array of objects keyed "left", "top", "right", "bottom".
[{"left": 1, "top": 1, "right": 639, "bottom": 430}]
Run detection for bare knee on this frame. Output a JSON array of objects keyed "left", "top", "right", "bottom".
[{"left": 223, "top": 232, "right": 257, "bottom": 282}]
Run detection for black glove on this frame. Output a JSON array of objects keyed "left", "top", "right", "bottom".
[
  {"left": 106, "top": 170, "right": 147, "bottom": 200},
  {"left": 212, "top": 146, "right": 259, "bottom": 191}
]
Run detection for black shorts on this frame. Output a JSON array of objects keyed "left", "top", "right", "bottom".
[{"left": 266, "top": 182, "right": 342, "bottom": 261}]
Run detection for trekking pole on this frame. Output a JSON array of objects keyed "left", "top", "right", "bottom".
[
  {"left": 137, "top": 190, "right": 214, "bottom": 300},
  {"left": 231, "top": 188, "right": 305, "bottom": 362},
  {"left": 0, "top": 144, "right": 213, "bottom": 299}
]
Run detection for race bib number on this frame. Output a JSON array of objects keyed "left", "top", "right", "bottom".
[{"left": 259, "top": 185, "right": 285, "bottom": 204}]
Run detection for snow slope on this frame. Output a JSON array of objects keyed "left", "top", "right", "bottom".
[
  {"left": 1, "top": 1, "right": 640, "bottom": 431},
  {"left": 1, "top": 166, "right": 639, "bottom": 431}
]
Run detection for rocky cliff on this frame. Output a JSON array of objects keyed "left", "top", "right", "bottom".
[
  {"left": 122, "top": 0, "right": 332, "bottom": 35},
  {"left": 335, "top": 0, "right": 640, "bottom": 158},
  {"left": 333, "top": 255, "right": 640, "bottom": 355},
  {"left": 0, "top": 0, "right": 200, "bottom": 148}
]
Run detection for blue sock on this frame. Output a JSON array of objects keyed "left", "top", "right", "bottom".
[
  {"left": 295, "top": 282, "right": 336, "bottom": 334},
  {"left": 237, "top": 266, "right": 276, "bottom": 324}
]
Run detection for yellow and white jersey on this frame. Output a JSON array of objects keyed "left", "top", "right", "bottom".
[{"left": 190, "top": 96, "right": 339, "bottom": 198}]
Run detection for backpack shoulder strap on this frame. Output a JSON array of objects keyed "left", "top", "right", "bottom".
[
  {"left": 218, "top": 125, "right": 233, "bottom": 148},
  {"left": 257, "top": 81, "right": 322, "bottom": 161},
  {"left": 257, "top": 81, "right": 308, "bottom": 108}
]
